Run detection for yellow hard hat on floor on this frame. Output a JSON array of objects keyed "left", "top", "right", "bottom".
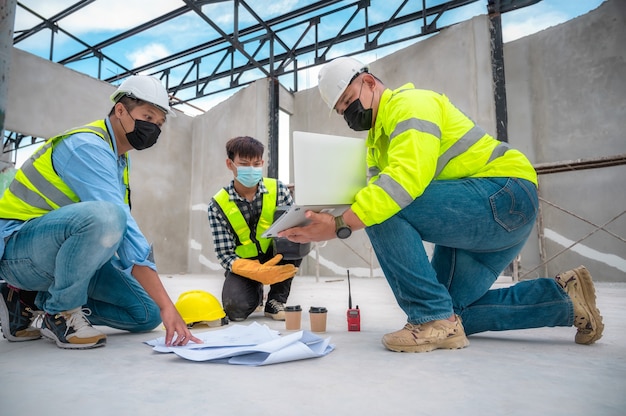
[{"left": 175, "top": 290, "right": 226, "bottom": 327}]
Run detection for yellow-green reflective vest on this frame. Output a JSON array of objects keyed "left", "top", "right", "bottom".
[
  {"left": 212, "top": 178, "right": 277, "bottom": 259},
  {"left": 352, "top": 84, "right": 538, "bottom": 226},
  {"left": 0, "top": 120, "right": 130, "bottom": 221}
]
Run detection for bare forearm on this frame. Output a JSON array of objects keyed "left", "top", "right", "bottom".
[
  {"left": 131, "top": 264, "right": 202, "bottom": 346},
  {"left": 342, "top": 208, "right": 366, "bottom": 231},
  {"left": 131, "top": 264, "right": 176, "bottom": 311}
]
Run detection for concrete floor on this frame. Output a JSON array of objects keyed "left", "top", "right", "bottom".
[{"left": 1, "top": 272, "right": 624, "bottom": 416}]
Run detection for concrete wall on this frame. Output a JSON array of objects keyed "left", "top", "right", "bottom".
[
  {"left": 6, "top": 49, "right": 112, "bottom": 138},
  {"left": 506, "top": 0, "right": 626, "bottom": 281},
  {"left": 187, "top": 79, "right": 274, "bottom": 273},
  {"left": 5, "top": 48, "right": 195, "bottom": 274},
  {"left": 130, "top": 111, "right": 193, "bottom": 274},
  {"left": 290, "top": 14, "right": 495, "bottom": 277},
  {"left": 4, "top": 0, "right": 625, "bottom": 281},
  {"left": 288, "top": 1, "right": 626, "bottom": 282}
]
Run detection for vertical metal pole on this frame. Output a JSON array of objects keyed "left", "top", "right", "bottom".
[
  {"left": 267, "top": 30, "right": 279, "bottom": 179},
  {"left": 1, "top": 0, "right": 17, "bottom": 169},
  {"left": 268, "top": 77, "right": 279, "bottom": 178},
  {"left": 488, "top": 0, "right": 508, "bottom": 143}
]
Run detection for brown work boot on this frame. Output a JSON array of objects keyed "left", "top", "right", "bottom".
[
  {"left": 555, "top": 265, "right": 604, "bottom": 345},
  {"left": 382, "top": 315, "right": 470, "bottom": 353}
]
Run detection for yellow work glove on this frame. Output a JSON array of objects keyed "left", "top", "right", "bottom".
[{"left": 231, "top": 254, "right": 298, "bottom": 285}]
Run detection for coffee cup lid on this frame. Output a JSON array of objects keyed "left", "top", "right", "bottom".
[
  {"left": 309, "top": 306, "right": 327, "bottom": 313},
  {"left": 285, "top": 305, "right": 302, "bottom": 311}
]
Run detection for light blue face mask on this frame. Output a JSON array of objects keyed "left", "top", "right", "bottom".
[{"left": 236, "top": 166, "right": 263, "bottom": 187}]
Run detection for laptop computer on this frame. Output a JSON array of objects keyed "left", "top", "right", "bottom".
[{"left": 261, "top": 131, "right": 367, "bottom": 238}]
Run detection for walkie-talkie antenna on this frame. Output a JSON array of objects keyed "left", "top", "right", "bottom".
[{"left": 347, "top": 270, "right": 352, "bottom": 309}]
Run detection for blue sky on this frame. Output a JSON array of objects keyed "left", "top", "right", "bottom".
[
  {"left": 10, "top": 0, "right": 607, "bottom": 176},
  {"left": 13, "top": 0, "right": 606, "bottom": 116}
]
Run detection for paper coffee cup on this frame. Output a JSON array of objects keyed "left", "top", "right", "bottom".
[
  {"left": 309, "top": 306, "right": 328, "bottom": 333},
  {"left": 284, "top": 305, "right": 302, "bottom": 330}
]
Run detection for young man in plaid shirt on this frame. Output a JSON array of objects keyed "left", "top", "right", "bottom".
[{"left": 208, "top": 136, "right": 300, "bottom": 322}]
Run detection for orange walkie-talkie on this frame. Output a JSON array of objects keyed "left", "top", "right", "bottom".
[{"left": 347, "top": 270, "right": 360, "bottom": 331}]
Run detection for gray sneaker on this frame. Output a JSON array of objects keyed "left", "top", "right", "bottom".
[
  {"left": 555, "top": 265, "right": 604, "bottom": 345},
  {"left": 40, "top": 307, "right": 106, "bottom": 349},
  {"left": 264, "top": 299, "right": 286, "bottom": 321},
  {"left": 382, "top": 316, "right": 470, "bottom": 353}
]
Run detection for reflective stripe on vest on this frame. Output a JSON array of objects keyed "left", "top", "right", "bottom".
[
  {"left": 212, "top": 178, "right": 277, "bottom": 259},
  {"left": 9, "top": 142, "right": 76, "bottom": 209},
  {"left": 372, "top": 174, "right": 413, "bottom": 210},
  {"left": 0, "top": 120, "right": 130, "bottom": 221},
  {"left": 352, "top": 85, "right": 536, "bottom": 227},
  {"left": 372, "top": 116, "right": 443, "bottom": 209},
  {"left": 388, "top": 115, "right": 507, "bottom": 179},
  {"left": 390, "top": 118, "right": 441, "bottom": 141},
  {"left": 435, "top": 125, "right": 486, "bottom": 177},
  {"left": 378, "top": 115, "right": 511, "bottom": 209}
]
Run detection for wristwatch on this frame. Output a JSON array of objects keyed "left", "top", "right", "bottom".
[{"left": 334, "top": 215, "right": 352, "bottom": 239}]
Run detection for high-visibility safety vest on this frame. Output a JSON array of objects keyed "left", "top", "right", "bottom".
[
  {"left": 0, "top": 120, "right": 130, "bottom": 221},
  {"left": 352, "top": 84, "right": 538, "bottom": 226},
  {"left": 212, "top": 178, "right": 277, "bottom": 259}
]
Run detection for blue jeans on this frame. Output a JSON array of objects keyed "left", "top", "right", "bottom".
[
  {"left": 0, "top": 201, "right": 161, "bottom": 332},
  {"left": 366, "top": 177, "right": 574, "bottom": 335}
]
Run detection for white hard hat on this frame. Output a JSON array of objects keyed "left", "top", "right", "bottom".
[
  {"left": 110, "top": 75, "right": 176, "bottom": 117},
  {"left": 318, "top": 56, "right": 369, "bottom": 112}
]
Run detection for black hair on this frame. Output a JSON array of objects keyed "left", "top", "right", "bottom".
[{"left": 225, "top": 136, "right": 264, "bottom": 160}]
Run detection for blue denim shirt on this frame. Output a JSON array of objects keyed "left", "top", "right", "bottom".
[{"left": 0, "top": 118, "right": 156, "bottom": 273}]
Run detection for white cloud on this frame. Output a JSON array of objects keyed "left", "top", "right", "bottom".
[
  {"left": 502, "top": 11, "right": 569, "bottom": 42},
  {"left": 498, "top": 0, "right": 606, "bottom": 42},
  {"left": 296, "top": 64, "right": 322, "bottom": 91},
  {"left": 199, "top": 2, "right": 236, "bottom": 27},
  {"left": 126, "top": 43, "right": 170, "bottom": 68},
  {"left": 16, "top": 0, "right": 72, "bottom": 24},
  {"left": 200, "top": 0, "right": 301, "bottom": 27},
  {"left": 263, "top": 0, "right": 300, "bottom": 16},
  {"left": 173, "top": 90, "right": 241, "bottom": 116},
  {"left": 16, "top": 0, "right": 180, "bottom": 34}
]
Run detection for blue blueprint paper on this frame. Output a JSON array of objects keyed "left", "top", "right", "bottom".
[{"left": 144, "top": 322, "right": 335, "bottom": 366}]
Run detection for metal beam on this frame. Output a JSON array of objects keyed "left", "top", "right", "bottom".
[
  {"left": 13, "top": 0, "right": 95, "bottom": 43},
  {"left": 109, "top": 0, "right": 481, "bottom": 108},
  {"left": 8, "top": 0, "right": 545, "bottom": 156},
  {"left": 534, "top": 154, "right": 626, "bottom": 175},
  {"left": 14, "top": 0, "right": 483, "bottom": 108}
]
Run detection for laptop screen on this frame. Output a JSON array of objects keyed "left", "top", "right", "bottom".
[{"left": 292, "top": 131, "right": 367, "bottom": 206}]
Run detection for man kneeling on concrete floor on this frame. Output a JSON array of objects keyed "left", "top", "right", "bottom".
[
  {"left": 278, "top": 56, "right": 604, "bottom": 353},
  {"left": 208, "top": 136, "right": 306, "bottom": 323},
  {"left": 0, "top": 76, "right": 200, "bottom": 350}
]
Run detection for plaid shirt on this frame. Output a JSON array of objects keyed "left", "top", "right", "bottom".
[{"left": 208, "top": 178, "right": 293, "bottom": 271}]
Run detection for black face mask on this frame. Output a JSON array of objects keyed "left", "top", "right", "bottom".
[
  {"left": 343, "top": 80, "right": 374, "bottom": 131},
  {"left": 125, "top": 118, "right": 161, "bottom": 150},
  {"left": 343, "top": 98, "right": 373, "bottom": 131}
]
